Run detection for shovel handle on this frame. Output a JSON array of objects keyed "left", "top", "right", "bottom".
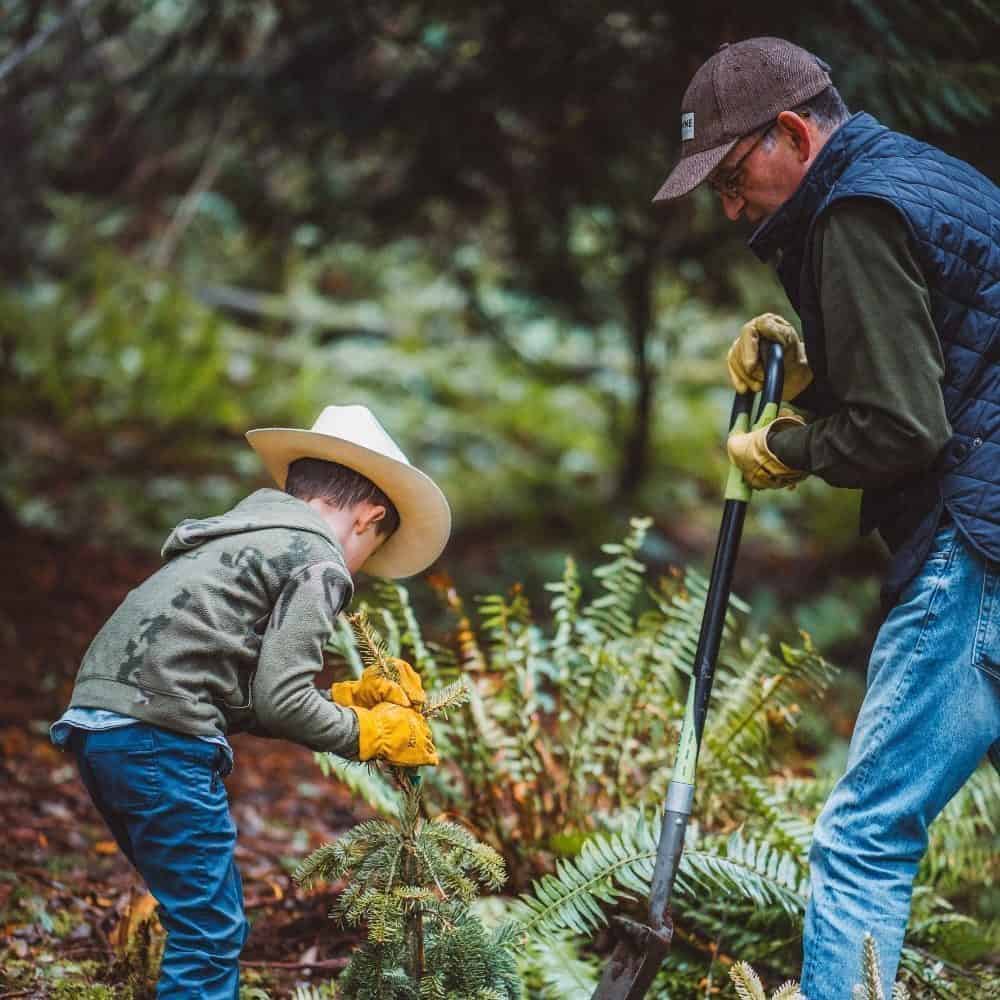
[
  {"left": 650, "top": 340, "right": 787, "bottom": 917},
  {"left": 724, "top": 341, "right": 786, "bottom": 501},
  {"left": 590, "top": 339, "right": 788, "bottom": 1000}
]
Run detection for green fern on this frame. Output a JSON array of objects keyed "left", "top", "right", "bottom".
[
  {"left": 739, "top": 775, "right": 814, "bottom": 858},
  {"left": 519, "top": 932, "right": 600, "bottom": 998},
  {"left": 582, "top": 516, "right": 651, "bottom": 641},
  {"left": 370, "top": 579, "right": 444, "bottom": 685},
  {"left": 920, "top": 764, "right": 1000, "bottom": 891},
  {"left": 314, "top": 754, "right": 402, "bottom": 818},
  {"left": 511, "top": 811, "right": 806, "bottom": 938},
  {"left": 310, "top": 520, "right": 992, "bottom": 997}
]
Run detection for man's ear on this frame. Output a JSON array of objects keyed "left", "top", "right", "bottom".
[
  {"left": 776, "top": 110, "right": 813, "bottom": 162},
  {"left": 355, "top": 503, "right": 387, "bottom": 534}
]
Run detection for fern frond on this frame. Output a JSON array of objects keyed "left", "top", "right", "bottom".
[
  {"left": 521, "top": 932, "right": 600, "bottom": 998},
  {"left": 739, "top": 775, "right": 814, "bottom": 857},
  {"left": 703, "top": 636, "right": 836, "bottom": 781},
  {"left": 314, "top": 753, "right": 402, "bottom": 817},
  {"left": 514, "top": 809, "right": 809, "bottom": 948},
  {"left": 371, "top": 578, "right": 442, "bottom": 681},
  {"left": 546, "top": 556, "right": 584, "bottom": 677},
  {"left": 582, "top": 516, "right": 651, "bottom": 641},
  {"left": 325, "top": 615, "right": 365, "bottom": 676},
  {"left": 512, "top": 810, "right": 658, "bottom": 935},
  {"left": 922, "top": 764, "right": 1000, "bottom": 889},
  {"left": 679, "top": 830, "right": 807, "bottom": 920}
]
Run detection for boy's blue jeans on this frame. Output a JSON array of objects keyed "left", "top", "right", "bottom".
[
  {"left": 801, "top": 520, "right": 1000, "bottom": 998},
  {"left": 70, "top": 723, "right": 249, "bottom": 999}
]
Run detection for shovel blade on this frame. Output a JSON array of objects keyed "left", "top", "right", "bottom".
[{"left": 590, "top": 916, "right": 673, "bottom": 1000}]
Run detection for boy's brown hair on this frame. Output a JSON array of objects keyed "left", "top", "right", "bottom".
[{"left": 285, "top": 458, "right": 400, "bottom": 537}]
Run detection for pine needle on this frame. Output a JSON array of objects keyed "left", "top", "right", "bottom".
[
  {"left": 729, "top": 961, "right": 767, "bottom": 1000},
  {"left": 347, "top": 609, "right": 393, "bottom": 678},
  {"left": 859, "top": 933, "right": 886, "bottom": 1000},
  {"left": 424, "top": 678, "right": 470, "bottom": 718}
]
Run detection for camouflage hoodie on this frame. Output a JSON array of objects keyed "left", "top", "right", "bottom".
[{"left": 67, "top": 489, "right": 359, "bottom": 756}]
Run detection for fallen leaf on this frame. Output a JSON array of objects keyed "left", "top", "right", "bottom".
[{"left": 94, "top": 840, "right": 118, "bottom": 855}]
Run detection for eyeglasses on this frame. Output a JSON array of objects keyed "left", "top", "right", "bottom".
[
  {"left": 707, "top": 123, "right": 774, "bottom": 200},
  {"left": 707, "top": 110, "right": 811, "bottom": 200}
]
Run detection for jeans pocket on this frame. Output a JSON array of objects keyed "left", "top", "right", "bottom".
[
  {"left": 973, "top": 563, "right": 1000, "bottom": 682},
  {"left": 924, "top": 521, "right": 959, "bottom": 568},
  {"left": 88, "top": 748, "right": 161, "bottom": 811}
]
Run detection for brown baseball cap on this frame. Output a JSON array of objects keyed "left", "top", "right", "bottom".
[{"left": 653, "top": 37, "right": 832, "bottom": 203}]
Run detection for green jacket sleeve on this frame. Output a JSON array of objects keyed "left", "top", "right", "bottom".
[
  {"left": 251, "top": 560, "right": 359, "bottom": 756},
  {"left": 768, "top": 198, "right": 951, "bottom": 488}
]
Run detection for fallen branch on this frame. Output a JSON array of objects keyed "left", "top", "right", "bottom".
[{"left": 239, "top": 958, "right": 349, "bottom": 971}]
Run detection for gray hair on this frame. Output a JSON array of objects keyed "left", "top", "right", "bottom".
[{"left": 761, "top": 85, "right": 850, "bottom": 149}]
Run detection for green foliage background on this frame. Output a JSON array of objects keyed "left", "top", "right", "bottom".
[{"left": 2, "top": 1, "right": 999, "bottom": 994}]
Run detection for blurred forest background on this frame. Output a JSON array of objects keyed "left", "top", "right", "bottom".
[
  {"left": 2, "top": 1, "right": 1000, "bottom": 997},
  {"left": 5, "top": 0, "right": 1000, "bottom": 637}
]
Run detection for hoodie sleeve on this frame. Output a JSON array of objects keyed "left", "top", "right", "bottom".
[{"left": 251, "top": 561, "right": 359, "bottom": 756}]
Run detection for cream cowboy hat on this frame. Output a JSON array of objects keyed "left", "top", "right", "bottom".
[{"left": 246, "top": 405, "right": 451, "bottom": 579}]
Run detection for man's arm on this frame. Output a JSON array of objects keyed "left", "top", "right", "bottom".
[
  {"left": 251, "top": 561, "right": 359, "bottom": 756},
  {"left": 769, "top": 198, "right": 951, "bottom": 488}
]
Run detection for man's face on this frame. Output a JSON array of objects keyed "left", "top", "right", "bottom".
[{"left": 707, "top": 112, "right": 817, "bottom": 225}]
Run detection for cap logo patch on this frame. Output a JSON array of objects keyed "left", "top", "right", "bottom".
[{"left": 680, "top": 112, "right": 695, "bottom": 141}]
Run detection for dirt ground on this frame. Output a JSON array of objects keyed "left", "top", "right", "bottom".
[{"left": 0, "top": 525, "right": 370, "bottom": 998}]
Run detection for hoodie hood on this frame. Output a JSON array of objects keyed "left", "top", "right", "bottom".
[{"left": 162, "top": 488, "right": 345, "bottom": 562}]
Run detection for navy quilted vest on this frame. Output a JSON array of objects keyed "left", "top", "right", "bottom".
[{"left": 749, "top": 113, "right": 1000, "bottom": 598}]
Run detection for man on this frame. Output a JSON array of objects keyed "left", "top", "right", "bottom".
[{"left": 653, "top": 36, "right": 1000, "bottom": 999}]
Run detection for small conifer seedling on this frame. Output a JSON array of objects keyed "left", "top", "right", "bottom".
[{"left": 294, "top": 611, "right": 522, "bottom": 999}]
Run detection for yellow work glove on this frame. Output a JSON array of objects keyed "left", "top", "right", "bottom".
[
  {"left": 349, "top": 702, "right": 439, "bottom": 767},
  {"left": 727, "top": 313, "right": 813, "bottom": 400},
  {"left": 330, "top": 659, "right": 427, "bottom": 710},
  {"left": 727, "top": 412, "right": 809, "bottom": 490}
]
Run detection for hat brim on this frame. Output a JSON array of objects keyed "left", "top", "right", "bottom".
[
  {"left": 245, "top": 428, "right": 452, "bottom": 579},
  {"left": 652, "top": 138, "right": 739, "bottom": 203}
]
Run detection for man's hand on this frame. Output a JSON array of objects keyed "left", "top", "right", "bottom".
[
  {"left": 727, "top": 313, "right": 813, "bottom": 399},
  {"left": 330, "top": 659, "right": 427, "bottom": 710},
  {"left": 349, "top": 702, "right": 439, "bottom": 767},
  {"left": 728, "top": 412, "right": 809, "bottom": 490}
]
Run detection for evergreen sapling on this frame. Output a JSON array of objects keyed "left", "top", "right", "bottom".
[{"left": 293, "top": 611, "right": 522, "bottom": 999}]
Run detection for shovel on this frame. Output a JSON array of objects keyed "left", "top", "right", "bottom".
[{"left": 591, "top": 340, "right": 786, "bottom": 1000}]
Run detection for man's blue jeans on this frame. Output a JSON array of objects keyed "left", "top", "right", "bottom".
[
  {"left": 801, "top": 521, "right": 1000, "bottom": 998},
  {"left": 70, "top": 723, "right": 249, "bottom": 999}
]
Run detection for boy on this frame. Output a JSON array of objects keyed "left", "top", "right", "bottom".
[{"left": 50, "top": 404, "right": 452, "bottom": 999}]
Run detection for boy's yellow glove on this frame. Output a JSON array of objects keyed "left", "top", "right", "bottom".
[
  {"left": 727, "top": 412, "right": 808, "bottom": 490},
  {"left": 727, "top": 312, "right": 813, "bottom": 400},
  {"left": 349, "top": 703, "right": 439, "bottom": 767},
  {"left": 330, "top": 659, "right": 427, "bottom": 710}
]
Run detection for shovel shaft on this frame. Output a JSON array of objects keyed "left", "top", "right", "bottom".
[{"left": 591, "top": 342, "right": 785, "bottom": 1000}]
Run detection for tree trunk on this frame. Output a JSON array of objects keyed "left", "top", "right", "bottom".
[{"left": 617, "top": 246, "right": 655, "bottom": 499}]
